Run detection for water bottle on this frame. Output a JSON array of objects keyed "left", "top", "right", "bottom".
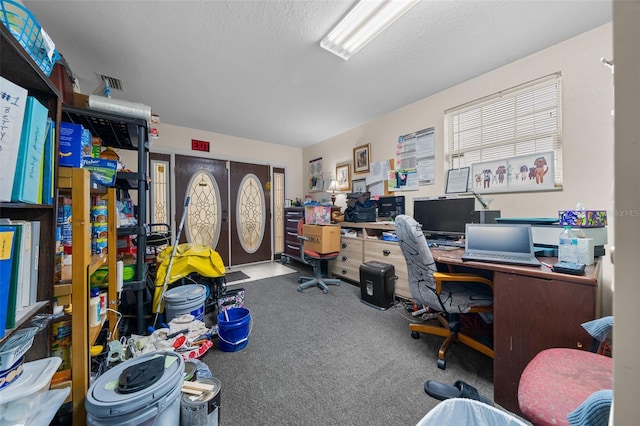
[{"left": 558, "top": 226, "right": 578, "bottom": 262}]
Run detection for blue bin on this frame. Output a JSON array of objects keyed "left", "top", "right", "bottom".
[{"left": 0, "top": 0, "right": 60, "bottom": 76}]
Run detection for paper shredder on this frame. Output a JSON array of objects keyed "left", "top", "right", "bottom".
[{"left": 359, "top": 261, "right": 395, "bottom": 310}]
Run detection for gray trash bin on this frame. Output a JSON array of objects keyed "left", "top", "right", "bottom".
[{"left": 415, "top": 398, "right": 529, "bottom": 426}]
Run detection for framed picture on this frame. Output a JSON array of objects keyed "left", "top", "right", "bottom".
[
  {"left": 336, "top": 164, "right": 351, "bottom": 191},
  {"left": 353, "top": 143, "right": 371, "bottom": 174},
  {"left": 352, "top": 178, "right": 367, "bottom": 194},
  {"left": 445, "top": 167, "right": 470, "bottom": 194},
  {"left": 471, "top": 151, "right": 555, "bottom": 194}
]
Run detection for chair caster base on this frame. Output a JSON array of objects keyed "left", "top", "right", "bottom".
[
  {"left": 437, "top": 359, "right": 446, "bottom": 370},
  {"left": 411, "top": 331, "right": 420, "bottom": 339}
]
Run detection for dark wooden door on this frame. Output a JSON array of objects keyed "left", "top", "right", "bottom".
[
  {"left": 174, "top": 155, "right": 230, "bottom": 264},
  {"left": 229, "top": 161, "right": 271, "bottom": 265}
]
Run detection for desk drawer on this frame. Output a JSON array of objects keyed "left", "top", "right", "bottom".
[
  {"left": 329, "top": 260, "right": 360, "bottom": 282},
  {"left": 330, "top": 237, "right": 362, "bottom": 282},
  {"left": 339, "top": 237, "right": 363, "bottom": 259},
  {"left": 364, "top": 240, "right": 405, "bottom": 270}
]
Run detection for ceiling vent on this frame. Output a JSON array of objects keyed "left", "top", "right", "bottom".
[{"left": 97, "top": 73, "right": 123, "bottom": 91}]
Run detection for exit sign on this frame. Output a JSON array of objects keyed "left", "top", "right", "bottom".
[{"left": 191, "top": 139, "right": 210, "bottom": 152}]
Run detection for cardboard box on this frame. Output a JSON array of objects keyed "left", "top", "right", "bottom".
[
  {"left": 558, "top": 210, "right": 607, "bottom": 227},
  {"left": 73, "top": 92, "right": 89, "bottom": 107},
  {"left": 305, "top": 204, "right": 332, "bottom": 225},
  {"left": 81, "top": 157, "right": 118, "bottom": 187},
  {"left": 302, "top": 224, "right": 341, "bottom": 254},
  {"left": 58, "top": 122, "right": 88, "bottom": 167}
]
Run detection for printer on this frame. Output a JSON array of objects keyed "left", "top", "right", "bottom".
[{"left": 531, "top": 225, "right": 607, "bottom": 257}]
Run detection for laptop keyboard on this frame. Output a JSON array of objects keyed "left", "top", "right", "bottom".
[{"left": 466, "top": 253, "right": 525, "bottom": 261}]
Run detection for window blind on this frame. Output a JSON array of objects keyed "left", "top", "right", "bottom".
[{"left": 446, "top": 73, "right": 562, "bottom": 186}]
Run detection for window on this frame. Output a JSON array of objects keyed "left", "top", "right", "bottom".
[{"left": 446, "top": 73, "right": 562, "bottom": 188}]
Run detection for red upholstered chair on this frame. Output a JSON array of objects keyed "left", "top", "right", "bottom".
[
  {"left": 296, "top": 219, "right": 341, "bottom": 294},
  {"left": 517, "top": 317, "right": 613, "bottom": 426}
]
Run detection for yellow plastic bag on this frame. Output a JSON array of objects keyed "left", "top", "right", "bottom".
[{"left": 153, "top": 243, "right": 226, "bottom": 313}]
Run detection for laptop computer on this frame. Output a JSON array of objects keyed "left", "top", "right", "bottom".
[{"left": 461, "top": 223, "right": 541, "bottom": 267}]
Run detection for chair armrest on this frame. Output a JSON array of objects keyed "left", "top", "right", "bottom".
[{"left": 433, "top": 272, "right": 494, "bottom": 294}]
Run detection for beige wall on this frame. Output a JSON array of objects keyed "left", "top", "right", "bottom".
[
  {"left": 305, "top": 23, "right": 615, "bottom": 314},
  {"left": 117, "top": 121, "right": 305, "bottom": 200}
]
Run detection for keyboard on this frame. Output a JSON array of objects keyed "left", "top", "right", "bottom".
[
  {"left": 465, "top": 252, "right": 524, "bottom": 261},
  {"left": 426, "top": 239, "right": 465, "bottom": 248}
]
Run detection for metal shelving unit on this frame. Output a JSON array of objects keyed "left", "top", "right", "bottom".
[{"left": 61, "top": 104, "right": 149, "bottom": 335}]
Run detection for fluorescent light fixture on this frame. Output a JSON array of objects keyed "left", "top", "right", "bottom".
[{"left": 321, "top": 0, "right": 419, "bottom": 60}]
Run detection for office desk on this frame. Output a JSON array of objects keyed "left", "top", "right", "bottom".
[{"left": 430, "top": 248, "right": 601, "bottom": 415}]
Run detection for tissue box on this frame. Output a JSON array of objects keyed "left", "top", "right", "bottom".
[
  {"left": 305, "top": 204, "right": 332, "bottom": 225},
  {"left": 576, "top": 238, "right": 595, "bottom": 265},
  {"left": 558, "top": 210, "right": 607, "bottom": 228}
]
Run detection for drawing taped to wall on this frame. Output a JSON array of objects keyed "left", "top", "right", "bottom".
[
  {"left": 309, "top": 157, "right": 323, "bottom": 192},
  {"left": 472, "top": 151, "right": 555, "bottom": 193}
]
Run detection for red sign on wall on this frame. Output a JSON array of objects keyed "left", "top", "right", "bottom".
[{"left": 191, "top": 139, "right": 210, "bottom": 152}]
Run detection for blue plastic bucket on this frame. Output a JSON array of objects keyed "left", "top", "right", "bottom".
[{"left": 217, "top": 307, "right": 251, "bottom": 352}]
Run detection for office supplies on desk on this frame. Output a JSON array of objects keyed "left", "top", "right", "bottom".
[
  {"left": 551, "top": 261, "right": 586, "bottom": 275},
  {"left": 462, "top": 223, "right": 541, "bottom": 267}
]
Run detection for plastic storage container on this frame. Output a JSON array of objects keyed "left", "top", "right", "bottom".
[
  {"left": 89, "top": 288, "right": 101, "bottom": 327},
  {"left": 0, "top": 0, "right": 60, "bottom": 76},
  {"left": 85, "top": 351, "right": 184, "bottom": 426},
  {"left": 558, "top": 226, "right": 578, "bottom": 263},
  {"left": 0, "top": 357, "right": 62, "bottom": 425},
  {"left": 164, "top": 284, "right": 206, "bottom": 322}
]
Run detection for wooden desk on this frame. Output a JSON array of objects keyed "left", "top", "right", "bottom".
[{"left": 430, "top": 248, "right": 601, "bottom": 415}]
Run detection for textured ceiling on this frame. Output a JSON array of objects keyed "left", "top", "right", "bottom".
[{"left": 24, "top": 0, "right": 612, "bottom": 148}]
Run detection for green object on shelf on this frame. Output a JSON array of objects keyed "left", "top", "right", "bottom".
[
  {"left": 90, "top": 267, "right": 109, "bottom": 287},
  {"left": 123, "top": 264, "right": 136, "bottom": 282},
  {"left": 91, "top": 264, "right": 136, "bottom": 287}
]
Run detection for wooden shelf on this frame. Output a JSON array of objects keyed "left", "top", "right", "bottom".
[
  {"left": 0, "top": 25, "right": 58, "bottom": 352},
  {"left": 0, "top": 301, "right": 49, "bottom": 342},
  {"left": 56, "top": 168, "right": 119, "bottom": 423},
  {"left": 89, "top": 317, "right": 106, "bottom": 347},
  {"left": 89, "top": 254, "right": 108, "bottom": 276}
]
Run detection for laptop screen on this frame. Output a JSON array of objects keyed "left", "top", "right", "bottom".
[{"left": 465, "top": 223, "right": 534, "bottom": 254}]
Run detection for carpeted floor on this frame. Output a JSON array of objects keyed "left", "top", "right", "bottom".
[{"left": 201, "top": 264, "right": 495, "bottom": 425}]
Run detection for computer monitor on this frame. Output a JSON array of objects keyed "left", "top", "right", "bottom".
[
  {"left": 413, "top": 197, "right": 475, "bottom": 238},
  {"left": 377, "top": 196, "right": 405, "bottom": 219}
]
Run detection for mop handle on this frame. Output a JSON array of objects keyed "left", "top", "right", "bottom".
[{"left": 155, "top": 196, "right": 190, "bottom": 313}]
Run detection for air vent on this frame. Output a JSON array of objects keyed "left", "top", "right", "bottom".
[{"left": 97, "top": 73, "right": 123, "bottom": 91}]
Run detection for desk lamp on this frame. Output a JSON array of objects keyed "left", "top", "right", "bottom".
[{"left": 326, "top": 180, "right": 341, "bottom": 206}]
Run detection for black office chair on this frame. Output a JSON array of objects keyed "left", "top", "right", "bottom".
[
  {"left": 395, "top": 215, "right": 494, "bottom": 370},
  {"left": 296, "top": 218, "right": 341, "bottom": 294}
]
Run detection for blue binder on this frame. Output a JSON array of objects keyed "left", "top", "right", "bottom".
[{"left": 11, "top": 96, "right": 49, "bottom": 204}]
